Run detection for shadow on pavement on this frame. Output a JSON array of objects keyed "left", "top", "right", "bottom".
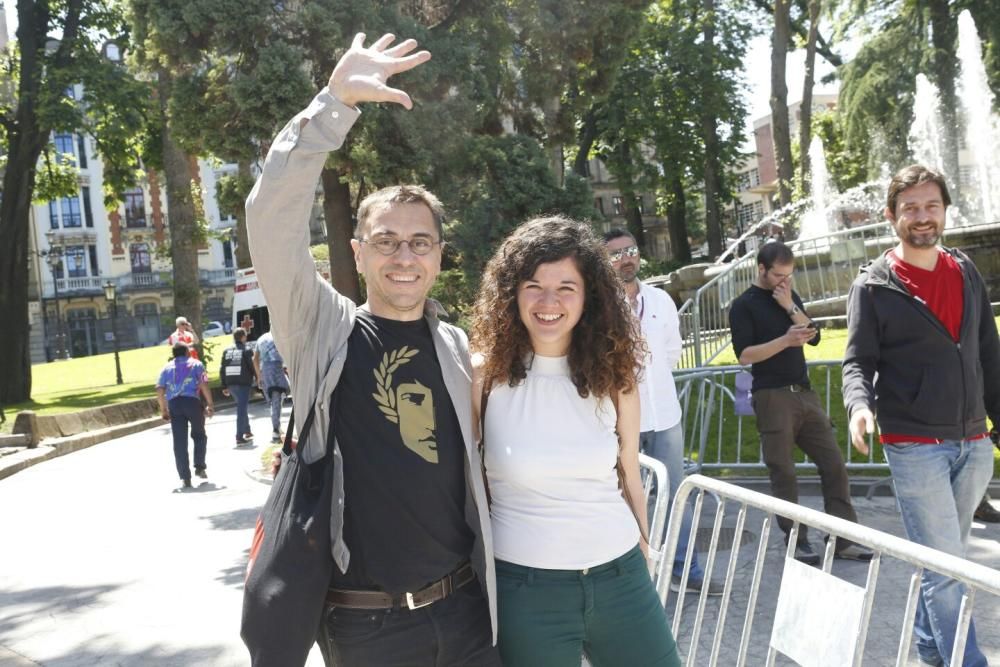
[
  {"left": 18, "top": 633, "right": 231, "bottom": 667},
  {"left": 200, "top": 507, "right": 258, "bottom": 532},
  {"left": 218, "top": 547, "right": 251, "bottom": 588},
  {"left": 0, "top": 584, "right": 120, "bottom": 639}
]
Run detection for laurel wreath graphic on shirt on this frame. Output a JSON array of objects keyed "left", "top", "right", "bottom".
[{"left": 372, "top": 347, "right": 419, "bottom": 424}]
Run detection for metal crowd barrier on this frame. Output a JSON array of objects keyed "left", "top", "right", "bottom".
[
  {"left": 658, "top": 475, "right": 1000, "bottom": 666},
  {"left": 673, "top": 360, "right": 888, "bottom": 476}
]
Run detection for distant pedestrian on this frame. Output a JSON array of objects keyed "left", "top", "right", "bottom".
[
  {"left": 220, "top": 327, "right": 257, "bottom": 445},
  {"left": 168, "top": 316, "right": 200, "bottom": 359},
  {"left": 253, "top": 331, "right": 290, "bottom": 443},
  {"left": 156, "top": 343, "right": 214, "bottom": 489}
]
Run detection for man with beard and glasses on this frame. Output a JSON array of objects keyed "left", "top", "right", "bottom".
[
  {"left": 603, "top": 228, "right": 722, "bottom": 596},
  {"left": 843, "top": 164, "right": 1000, "bottom": 667},
  {"left": 243, "top": 33, "right": 497, "bottom": 666},
  {"left": 729, "top": 242, "right": 873, "bottom": 565}
]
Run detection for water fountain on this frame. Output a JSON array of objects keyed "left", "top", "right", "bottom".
[{"left": 956, "top": 9, "right": 1000, "bottom": 224}]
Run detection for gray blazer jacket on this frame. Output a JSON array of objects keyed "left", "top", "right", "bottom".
[{"left": 245, "top": 88, "right": 496, "bottom": 640}]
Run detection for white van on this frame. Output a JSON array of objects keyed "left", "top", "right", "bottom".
[{"left": 231, "top": 262, "right": 332, "bottom": 343}]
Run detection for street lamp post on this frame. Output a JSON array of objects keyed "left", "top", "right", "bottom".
[
  {"left": 43, "top": 231, "right": 69, "bottom": 360},
  {"left": 103, "top": 281, "right": 124, "bottom": 385}
]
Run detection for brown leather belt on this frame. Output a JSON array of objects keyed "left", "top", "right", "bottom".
[{"left": 326, "top": 561, "right": 475, "bottom": 611}]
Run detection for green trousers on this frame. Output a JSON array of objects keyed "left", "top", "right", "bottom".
[{"left": 497, "top": 545, "right": 681, "bottom": 667}]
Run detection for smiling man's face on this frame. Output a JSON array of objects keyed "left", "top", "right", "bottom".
[{"left": 352, "top": 202, "right": 442, "bottom": 321}]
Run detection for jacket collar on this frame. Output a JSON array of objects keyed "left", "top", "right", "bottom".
[{"left": 860, "top": 245, "right": 966, "bottom": 290}]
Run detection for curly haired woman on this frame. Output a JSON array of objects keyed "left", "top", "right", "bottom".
[{"left": 471, "top": 216, "right": 680, "bottom": 667}]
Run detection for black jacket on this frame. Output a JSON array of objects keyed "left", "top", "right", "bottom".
[
  {"left": 842, "top": 247, "right": 1000, "bottom": 440},
  {"left": 220, "top": 342, "right": 257, "bottom": 388}
]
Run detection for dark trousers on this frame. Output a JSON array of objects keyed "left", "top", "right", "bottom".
[
  {"left": 229, "top": 384, "right": 251, "bottom": 439},
  {"left": 317, "top": 578, "right": 500, "bottom": 667},
  {"left": 169, "top": 396, "right": 206, "bottom": 481},
  {"left": 752, "top": 388, "right": 858, "bottom": 542}
]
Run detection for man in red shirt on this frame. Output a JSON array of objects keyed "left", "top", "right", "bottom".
[
  {"left": 167, "top": 316, "right": 200, "bottom": 359},
  {"left": 843, "top": 164, "right": 1000, "bottom": 667}
]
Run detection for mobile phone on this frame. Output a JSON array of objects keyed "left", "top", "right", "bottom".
[{"left": 806, "top": 321, "right": 825, "bottom": 330}]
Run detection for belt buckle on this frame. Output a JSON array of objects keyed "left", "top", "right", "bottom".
[
  {"left": 405, "top": 589, "right": 436, "bottom": 610},
  {"left": 789, "top": 384, "right": 802, "bottom": 393}
]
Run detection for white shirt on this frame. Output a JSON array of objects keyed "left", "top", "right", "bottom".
[
  {"left": 484, "top": 355, "right": 640, "bottom": 569},
  {"left": 634, "top": 281, "right": 683, "bottom": 432}
]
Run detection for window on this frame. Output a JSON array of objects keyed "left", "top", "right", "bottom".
[
  {"left": 76, "top": 135, "right": 88, "bottom": 169},
  {"left": 612, "top": 196, "right": 624, "bottom": 216},
  {"left": 222, "top": 240, "right": 234, "bottom": 269},
  {"left": 594, "top": 197, "right": 605, "bottom": 215},
  {"left": 49, "top": 201, "right": 60, "bottom": 229},
  {"left": 88, "top": 245, "right": 99, "bottom": 276},
  {"left": 82, "top": 187, "right": 94, "bottom": 227},
  {"left": 61, "top": 196, "right": 82, "bottom": 228},
  {"left": 130, "top": 243, "right": 151, "bottom": 273},
  {"left": 636, "top": 196, "right": 645, "bottom": 216},
  {"left": 749, "top": 168, "right": 760, "bottom": 188},
  {"left": 64, "top": 245, "right": 88, "bottom": 277},
  {"left": 124, "top": 188, "right": 146, "bottom": 228},
  {"left": 54, "top": 134, "right": 75, "bottom": 165}
]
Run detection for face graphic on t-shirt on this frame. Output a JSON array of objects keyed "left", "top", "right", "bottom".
[
  {"left": 396, "top": 380, "right": 438, "bottom": 463},
  {"left": 371, "top": 346, "right": 439, "bottom": 464}
]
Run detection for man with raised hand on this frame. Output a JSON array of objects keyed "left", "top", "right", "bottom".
[
  {"left": 843, "top": 164, "right": 1000, "bottom": 667},
  {"left": 246, "top": 34, "right": 497, "bottom": 666}
]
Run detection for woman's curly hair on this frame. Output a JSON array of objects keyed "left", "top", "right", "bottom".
[{"left": 471, "top": 216, "right": 645, "bottom": 399}]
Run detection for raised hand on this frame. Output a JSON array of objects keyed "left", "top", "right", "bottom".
[
  {"left": 329, "top": 33, "right": 431, "bottom": 109},
  {"left": 772, "top": 280, "right": 794, "bottom": 311}
]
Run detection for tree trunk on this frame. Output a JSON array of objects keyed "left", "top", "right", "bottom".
[
  {"left": 701, "top": 0, "right": 724, "bottom": 258},
  {"left": 321, "top": 166, "right": 362, "bottom": 304},
  {"left": 543, "top": 96, "right": 564, "bottom": 186},
  {"left": 573, "top": 107, "right": 599, "bottom": 178},
  {"left": 666, "top": 172, "right": 692, "bottom": 264},
  {"left": 234, "top": 159, "right": 253, "bottom": 269},
  {"left": 0, "top": 1, "right": 54, "bottom": 403},
  {"left": 928, "top": 0, "right": 961, "bottom": 199},
  {"left": 616, "top": 141, "right": 647, "bottom": 250},
  {"left": 798, "top": 0, "right": 821, "bottom": 197},
  {"left": 158, "top": 69, "right": 202, "bottom": 346},
  {"left": 770, "top": 0, "right": 794, "bottom": 207},
  {"left": 0, "top": 136, "right": 44, "bottom": 403}
]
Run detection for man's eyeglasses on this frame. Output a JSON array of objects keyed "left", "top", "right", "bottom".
[
  {"left": 357, "top": 236, "right": 443, "bottom": 256},
  {"left": 608, "top": 245, "right": 639, "bottom": 262}
]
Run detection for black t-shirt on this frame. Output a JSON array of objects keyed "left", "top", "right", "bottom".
[
  {"left": 331, "top": 310, "right": 473, "bottom": 594},
  {"left": 729, "top": 285, "right": 819, "bottom": 391}
]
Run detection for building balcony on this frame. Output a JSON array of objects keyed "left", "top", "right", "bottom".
[{"left": 200, "top": 268, "right": 235, "bottom": 286}]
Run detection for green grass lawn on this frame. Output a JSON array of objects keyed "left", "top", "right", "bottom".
[{"left": 1, "top": 337, "right": 227, "bottom": 433}]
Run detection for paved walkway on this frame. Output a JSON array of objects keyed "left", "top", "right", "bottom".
[{"left": 0, "top": 403, "right": 997, "bottom": 666}]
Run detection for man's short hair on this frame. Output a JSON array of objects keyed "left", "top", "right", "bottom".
[
  {"left": 355, "top": 185, "right": 446, "bottom": 239},
  {"left": 757, "top": 241, "right": 795, "bottom": 270},
  {"left": 233, "top": 327, "right": 246, "bottom": 342},
  {"left": 175, "top": 316, "right": 189, "bottom": 327},
  {"left": 886, "top": 164, "right": 952, "bottom": 215},
  {"left": 602, "top": 228, "right": 635, "bottom": 245},
  {"left": 172, "top": 342, "right": 190, "bottom": 358}
]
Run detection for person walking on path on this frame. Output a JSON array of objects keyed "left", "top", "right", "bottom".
[
  {"left": 155, "top": 342, "right": 214, "bottom": 488},
  {"left": 843, "top": 164, "right": 1000, "bottom": 667},
  {"left": 472, "top": 217, "right": 680, "bottom": 667},
  {"left": 244, "top": 33, "right": 498, "bottom": 666},
  {"left": 729, "top": 241, "right": 873, "bottom": 565},
  {"left": 167, "top": 316, "right": 200, "bottom": 359},
  {"left": 253, "top": 330, "right": 290, "bottom": 443},
  {"left": 603, "top": 227, "right": 722, "bottom": 597},
  {"left": 220, "top": 327, "right": 257, "bottom": 445}
]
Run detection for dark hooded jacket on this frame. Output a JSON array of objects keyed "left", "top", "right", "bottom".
[{"left": 842, "top": 247, "right": 1000, "bottom": 440}]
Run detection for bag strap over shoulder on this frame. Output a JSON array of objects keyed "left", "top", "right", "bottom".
[{"left": 479, "top": 377, "right": 493, "bottom": 508}]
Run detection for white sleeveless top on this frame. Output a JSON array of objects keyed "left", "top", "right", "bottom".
[{"left": 484, "top": 354, "right": 640, "bottom": 569}]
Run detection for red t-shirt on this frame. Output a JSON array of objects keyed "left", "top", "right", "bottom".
[{"left": 880, "top": 249, "right": 985, "bottom": 444}]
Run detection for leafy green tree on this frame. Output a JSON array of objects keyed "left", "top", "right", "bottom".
[{"left": 0, "top": 1, "right": 149, "bottom": 403}]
